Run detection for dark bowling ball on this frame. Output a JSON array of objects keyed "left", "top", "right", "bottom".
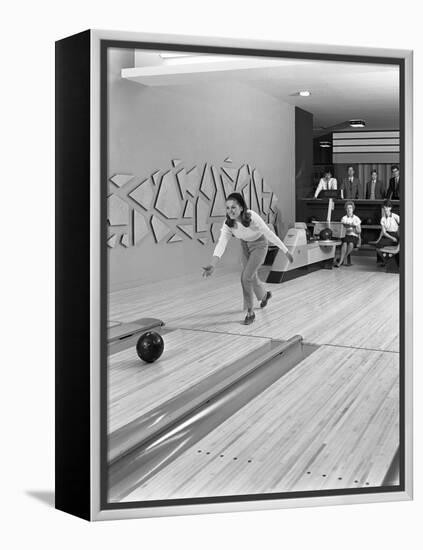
[
  {"left": 366, "top": 217, "right": 373, "bottom": 225},
  {"left": 136, "top": 331, "right": 164, "bottom": 363},
  {"left": 319, "top": 227, "right": 333, "bottom": 241}
]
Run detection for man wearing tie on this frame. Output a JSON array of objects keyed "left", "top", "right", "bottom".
[
  {"left": 386, "top": 166, "right": 400, "bottom": 200},
  {"left": 365, "top": 169, "right": 384, "bottom": 199},
  {"left": 314, "top": 168, "right": 338, "bottom": 198},
  {"left": 341, "top": 166, "right": 363, "bottom": 199}
]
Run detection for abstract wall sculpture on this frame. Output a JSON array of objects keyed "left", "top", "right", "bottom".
[{"left": 107, "top": 159, "right": 278, "bottom": 248}]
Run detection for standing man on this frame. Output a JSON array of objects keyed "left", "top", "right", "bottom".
[
  {"left": 365, "top": 169, "right": 384, "bottom": 199},
  {"left": 386, "top": 165, "right": 400, "bottom": 200},
  {"left": 341, "top": 166, "right": 363, "bottom": 199}
]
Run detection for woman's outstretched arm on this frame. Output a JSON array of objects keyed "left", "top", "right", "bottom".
[{"left": 202, "top": 222, "right": 231, "bottom": 277}]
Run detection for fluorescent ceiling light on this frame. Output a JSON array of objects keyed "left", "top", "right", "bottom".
[
  {"left": 320, "top": 141, "right": 331, "bottom": 148},
  {"left": 349, "top": 119, "right": 366, "bottom": 128},
  {"left": 299, "top": 90, "right": 311, "bottom": 97}
]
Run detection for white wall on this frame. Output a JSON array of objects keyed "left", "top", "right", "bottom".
[{"left": 108, "top": 48, "right": 295, "bottom": 289}]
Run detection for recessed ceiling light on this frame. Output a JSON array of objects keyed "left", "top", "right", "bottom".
[
  {"left": 299, "top": 90, "right": 311, "bottom": 97},
  {"left": 349, "top": 119, "right": 366, "bottom": 128},
  {"left": 320, "top": 141, "right": 331, "bottom": 148}
]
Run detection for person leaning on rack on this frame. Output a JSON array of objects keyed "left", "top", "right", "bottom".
[
  {"left": 314, "top": 168, "right": 338, "bottom": 198},
  {"left": 372, "top": 199, "right": 400, "bottom": 265}
]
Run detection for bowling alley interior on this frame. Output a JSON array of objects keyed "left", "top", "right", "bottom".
[{"left": 106, "top": 46, "right": 401, "bottom": 504}]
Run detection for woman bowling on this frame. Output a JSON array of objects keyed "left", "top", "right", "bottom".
[
  {"left": 202, "top": 192, "right": 293, "bottom": 325},
  {"left": 334, "top": 200, "right": 361, "bottom": 267}
]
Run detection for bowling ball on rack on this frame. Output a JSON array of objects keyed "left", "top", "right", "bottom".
[
  {"left": 136, "top": 331, "right": 164, "bottom": 363},
  {"left": 319, "top": 228, "right": 333, "bottom": 241}
]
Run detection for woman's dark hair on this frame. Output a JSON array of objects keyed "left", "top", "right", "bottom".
[
  {"left": 344, "top": 200, "right": 355, "bottom": 211},
  {"left": 384, "top": 199, "right": 393, "bottom": 208},
  {"left": 225, "top": 192, "right": 251, "bottom": 228}
]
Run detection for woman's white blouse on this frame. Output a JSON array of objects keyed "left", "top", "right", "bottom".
[
  {"left": 381, "top": 213, "right": 400, "bottom": 232},
  {"left": 341, "top": 214, "right": 361, "bottom": 237},
  {"left": 213, "top": 210, "right": 288, "bottom": 258}
]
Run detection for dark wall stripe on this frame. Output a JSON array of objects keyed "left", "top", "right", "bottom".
[
  {"left": 333, "top": 149, "right": 400, "bottom": 153},
  {"left": 55, "top": 29, "right": 91, "bottom": 521},
  {"left": 333, "top": 137, "right": 399, "bottom": 141},
  {"left": 295, "top": 106, "right": 314, "bottom": 220}
]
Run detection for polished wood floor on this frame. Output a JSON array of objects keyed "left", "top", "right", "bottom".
[
  {"left": 109, "top": 260, "right": 399, "bottom": 352},
  {"left": 122, "top": 346, "right": 398, "bottom": 501},
  {"left": 108, "top": 257, "right": 399, "bottom": 500}
]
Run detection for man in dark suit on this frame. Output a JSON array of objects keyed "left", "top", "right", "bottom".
[
  {"left": 341, "top": 166, "right": 363, "bottom": 199},
  {"left": 365, "top": 169, "right": 385, "bottom": 199},
  {"left": 386, "top": 165, "right": 400, "bottom": 200}
]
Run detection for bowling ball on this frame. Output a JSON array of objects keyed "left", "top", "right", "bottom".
[
  {"left": 136, "top": 331, "right": 164, "bottom": 363},
  {"left": 366, "top": 217, "right": 373, "bottom": 225},
  {"left": 319, "top": 228, "right": 333, "bottom": 241}
]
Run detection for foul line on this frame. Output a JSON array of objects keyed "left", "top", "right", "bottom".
[
  {"left": 169, "top": 325, "right": 399, "bottom": 354},
  {"left": 322, "top": 342, "right": 399, "bottom": 354}
]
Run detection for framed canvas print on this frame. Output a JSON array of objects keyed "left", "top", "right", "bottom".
[{"left": 55, "top": 29, "right": 413, "bottom": 521}]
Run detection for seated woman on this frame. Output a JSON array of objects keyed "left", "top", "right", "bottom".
[
  {"left": 334, "top": 200, "right": 361, "bottom": 267},
  {"left": 373, "top": 199, "right": 400, "bottom": 265}
]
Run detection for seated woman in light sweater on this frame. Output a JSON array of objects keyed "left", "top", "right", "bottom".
[
  {"left": 202, "top": 192, "right": 293, "bottom": 325},
  {"left": 334, "top": 200, "right": 361, "bottom": 267}
]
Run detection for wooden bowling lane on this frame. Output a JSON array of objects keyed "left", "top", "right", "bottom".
[
  {"left": 121, "top": 345, "right": 399, "bottom": 502},
  {"left": 108, "top": 328, "right": 269, "bottom": 435},
  {"left": 108, "top": 265, "right": 399, "bottom": 352}
]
